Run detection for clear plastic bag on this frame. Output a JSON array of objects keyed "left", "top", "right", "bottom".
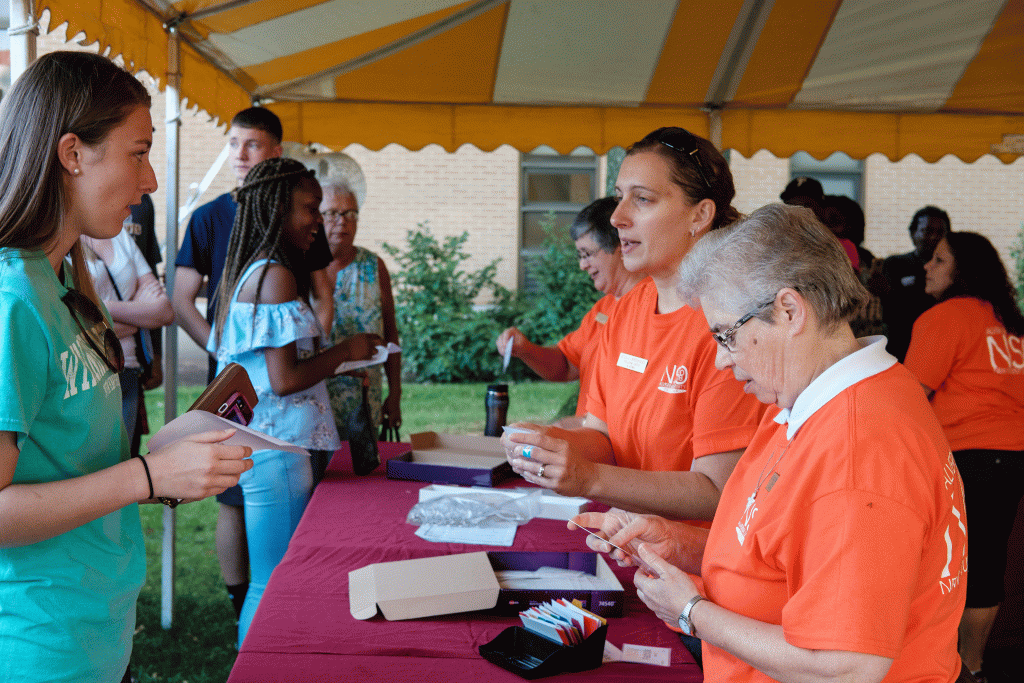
[{"left": 406, "top": 489, "right": 543, "bottom": 528}]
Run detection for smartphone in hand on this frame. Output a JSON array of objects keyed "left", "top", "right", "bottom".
[{"left": 188, "top": 363, "right": 258, "bottom": 427}]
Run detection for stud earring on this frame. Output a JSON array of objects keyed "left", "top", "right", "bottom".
[{"left": 72, "top": 168, "right": 81, "bottom": 175}]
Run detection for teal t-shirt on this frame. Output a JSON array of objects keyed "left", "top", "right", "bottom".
[{"left": 0, "top": 248, "right": 145, "bottom": 682}]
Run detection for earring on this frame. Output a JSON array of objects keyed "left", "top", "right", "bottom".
[{"left": 72, "top": 168, "right": 81, "bottom": 176}]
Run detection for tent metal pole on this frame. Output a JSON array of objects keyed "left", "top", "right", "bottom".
[
  {"left": 708, "top": 108, "right": 723, "bottom": 151},
  {"left": 8, "top": 0, "right": 37, "bottom": 80},
  {"left": 161, "top": 23, "right": 183, "bottom": 631}
]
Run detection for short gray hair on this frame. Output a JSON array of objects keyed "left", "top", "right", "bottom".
[
  {"left": 678, "top": 203, "right": 869, "bottom": 329},
  {"left": 318, "top": 178, "right": 358, "bottom": 206}
]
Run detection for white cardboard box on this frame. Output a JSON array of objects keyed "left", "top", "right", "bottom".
[
  {"left": 349, "top": 551, "right": 624, "bottom": 621},
  {"left": 349, "top": 551, "right": 499, "bottom": 621}
]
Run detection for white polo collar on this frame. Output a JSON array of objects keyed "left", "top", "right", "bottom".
[{"left": 773, "top": 336, "right": 895, "bottom": 440}]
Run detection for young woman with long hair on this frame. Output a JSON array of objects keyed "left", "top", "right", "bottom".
[{"left": 0, "top": 51, "right": 252, "bottom": 683}]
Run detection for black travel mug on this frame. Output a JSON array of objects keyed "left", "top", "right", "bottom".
[{"left": 484, "top": 383, "right": 509, "bottom": 436}]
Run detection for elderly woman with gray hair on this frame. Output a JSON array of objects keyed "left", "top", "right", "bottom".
[
  {"left": 572, "top": 203, "right": 973, "bottom": 683},
  {"left": 318, "top": 179, "right": 401, "bottom": 484}
]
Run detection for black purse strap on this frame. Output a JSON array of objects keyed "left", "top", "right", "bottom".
[{"left": 100, "top": 262, "right": 153, "bottom": 372}]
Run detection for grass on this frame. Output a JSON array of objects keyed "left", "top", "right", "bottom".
[{"left": 131, "top": 380, "right": 578, "bottom": 683}]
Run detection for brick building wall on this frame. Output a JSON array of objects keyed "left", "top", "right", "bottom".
[
  {"left": 729, "top": 149, "right": 1024, "bottom": 270},
  {"left": 340, "top": 143, "right": 521, "bottom": 290}
]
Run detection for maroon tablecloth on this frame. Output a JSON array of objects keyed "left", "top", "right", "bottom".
[{"left": 228, "top": 442, "right": 702, "bottom": 682}]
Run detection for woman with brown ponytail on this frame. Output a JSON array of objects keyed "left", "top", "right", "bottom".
[
  {"left": 0, "top": 51, "right": 252, "bottom": 683},
  {"left": 502, "top": 128, "right": 765, "bottom": 522}
]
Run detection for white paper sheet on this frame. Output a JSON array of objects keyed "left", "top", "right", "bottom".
[
  {"left": 502, "top": 337, "right": 513, "bottom": 371},
  {"left": 494, "top": 567, "right": 605, "bottom": 590},
  {"left": 335, "top": 343, "right": 401, "bottom": 374},
  {"left": 415, "top": 523, "right": 517, "bottom": 546},
  {"left": 146, "top": 410, "right": 311, "bottom": 457}
]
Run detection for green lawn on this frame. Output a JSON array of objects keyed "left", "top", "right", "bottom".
[{"left": 131, "top": 380, "right": 578, "bottom": 683}]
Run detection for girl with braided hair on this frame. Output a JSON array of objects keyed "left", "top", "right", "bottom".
[{"left": 208, "top": 157, "right": 381, "bottom": 645}]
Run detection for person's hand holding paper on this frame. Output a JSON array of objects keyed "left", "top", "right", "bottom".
[{"left": 335, "top": 342, "right": 400, "bottom": 374}]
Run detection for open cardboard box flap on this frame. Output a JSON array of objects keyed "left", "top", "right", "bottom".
[
  {"left": 350, "top": 551, "right": 500, "bottom": 621},
  {"left": 409, "top": 432, "right": 507, "bottom": 465},
  {"left": 349, "top": 551, "right": 624, "bottom": 621}
]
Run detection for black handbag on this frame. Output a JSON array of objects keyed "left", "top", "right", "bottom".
[{"left": 347, "top": 373, "right": 379, "bottom": 476}]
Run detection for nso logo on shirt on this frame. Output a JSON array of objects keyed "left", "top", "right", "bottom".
[{"left": 658, "top": 364, "right": 689, "bottom": 394}]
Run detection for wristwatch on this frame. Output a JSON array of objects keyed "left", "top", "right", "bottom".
[{"left": 677, "top": 594, "right": 706, "bottom": 637}]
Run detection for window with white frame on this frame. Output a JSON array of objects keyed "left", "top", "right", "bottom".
[
  {"left": 519, "top": 148, "right": 597, "bottom": 291},
  {"left": 789, "top": 151, "right": 863, "bottom": 203}
]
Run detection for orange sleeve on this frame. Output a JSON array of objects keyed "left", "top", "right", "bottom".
[{"left": 689, "top": 333, "right": 768, "bottom": 458}]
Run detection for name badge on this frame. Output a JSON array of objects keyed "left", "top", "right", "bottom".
[
  {"left": 616, "top": 353, "right": 648, "bottom": 373},
  {"left": 595, "top": 312, "right": 609, "bottom": 324}
]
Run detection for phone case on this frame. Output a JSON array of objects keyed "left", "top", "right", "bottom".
[{"left": 188, "top": 362, "right": 258, "bottom": 421}]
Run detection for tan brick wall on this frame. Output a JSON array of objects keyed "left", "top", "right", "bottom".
[
  {"left": 728, "top": 149, "right": 1024, "bottom": 280},
  {"left": 864, "top": 153, "right": 1024, "bottom": 270},
  {"left": 729, "top": 150, "right": 792, "bottom": 215},
  {"left": 341, "top": 143, "right": 521, "bottom": 291}
]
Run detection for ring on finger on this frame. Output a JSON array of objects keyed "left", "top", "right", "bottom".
[
  {"left": 521, "top": 445, "right": 533, "bottom": 459},
  {"left": 537, "top": 464, "right": 546, "bottom": 478}
]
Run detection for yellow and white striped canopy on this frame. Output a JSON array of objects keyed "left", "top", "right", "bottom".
[{"left": 43, "top": 0, "right": 1024, "bottom": 161}]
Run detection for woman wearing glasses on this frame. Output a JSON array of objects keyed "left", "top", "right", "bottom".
[
  {"left": 904, "top": 232, "right": 1024, "bottom": 680},
  {"left": 502, "top": 127, "right": 764, "bottom": 521},
  {"left": 574, "top": 203, "right": 971, "bottom": 683},
  {"left": 0, "top": 52, "right": 253, "bottom": 683},
  {"left": 318, "top": 178, "right": 401, "bottom": 484}
]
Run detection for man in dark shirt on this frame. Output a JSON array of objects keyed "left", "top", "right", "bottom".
[{"left": 870, "top": 206, "right": 950, "bottom": 361}]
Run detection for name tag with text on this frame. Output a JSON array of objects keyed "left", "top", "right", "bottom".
[{"left": 616, "top": 353, "right": 648, "bottom": 373}]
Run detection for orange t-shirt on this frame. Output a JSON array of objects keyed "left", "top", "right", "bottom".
[
  {"left": 904, "top": 297, "right": 1024, "bottom": 451},
  {"left": 702, "top": 362, "right": 966, "bottom": 683},
  {"left": 557, "top": 293, "right": 619, "bottom": 416},
  {"left": 587, "top": 278, "right": 765, "bottom": 471}
]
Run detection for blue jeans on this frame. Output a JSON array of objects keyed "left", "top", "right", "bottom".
[{"left": 237, "top": 449, "right": 312, "bottom": 646}]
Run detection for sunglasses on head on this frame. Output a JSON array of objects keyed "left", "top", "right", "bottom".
[
  {"left": 654, "top": 128, "right": 714, "bottom": 193},
  {"left": 61, "top": 288, "right": 124, "bottom": 374}
]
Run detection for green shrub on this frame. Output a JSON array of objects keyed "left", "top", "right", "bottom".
[
  {"left": 515, "top": 212, "right": 601, "bottom": 350},
  {"left": 383, "top": 224, "right": 518, "bottom": 383},
  {"left": 383, "top": 218, "right": 601, "bottom": 383},
  {"left": 1012, "top": 224, "right": 1024, "bottom": 310}
]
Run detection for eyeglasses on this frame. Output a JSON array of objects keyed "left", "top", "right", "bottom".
[
  {"left": 654, "top": 128, "right": 713, "bottom": 193},
  {"left": 61, "top": 288, "right": 124, "bottom": 373},
  {"left": 321, "top": 209, "right": 358, "bottom": 222},
  {"left": 711, "top": 297, "right": 775, "bottom": 352}
]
